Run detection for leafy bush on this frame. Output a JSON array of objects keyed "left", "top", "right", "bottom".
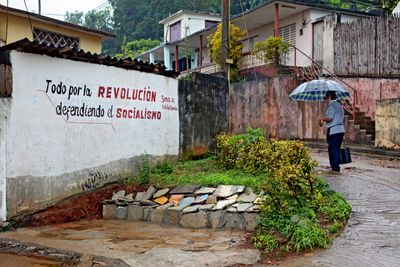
[
  {"left": 153, "top": 159, "right": 174, "bottom": 175},
  {"left": 255, "top": 36, "right": 289, "bottom": 72},
  {"left": 215, "top": 129, "right": 351, "bottom": 256}
]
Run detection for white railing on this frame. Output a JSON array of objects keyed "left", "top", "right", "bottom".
[{"left": 238, "top": 51, "right": 266, "bottom": 71}]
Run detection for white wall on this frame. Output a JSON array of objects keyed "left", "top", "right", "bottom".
[
  {"left": 0, "top": 99, "right": 8, "bottom": 221},
  {"left": 5, "top": 51, "right": 179, "bottom": 219}
]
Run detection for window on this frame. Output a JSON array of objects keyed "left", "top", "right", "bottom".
[
  {"left": 279, "top": 23, "right": 296, "bottom": 47},
  {"left": 205, "top": 20, "right": 218, "bottom": 29},
  {"left": 33, "top": 28, "right": 80, "bottom": 49},
  {"left": 169, "top": 21, "right": 181, "bottom": 42}
]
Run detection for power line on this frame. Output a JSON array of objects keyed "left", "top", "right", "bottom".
[{"left": 23, "top": 0, "right": 34, "bottom": 35}]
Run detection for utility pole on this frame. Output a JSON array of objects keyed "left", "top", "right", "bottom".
[
  {"left": 38, "top": 0, "right": 41, "bottom": 15},
  {"left": 221, "top": 0, "right": 230, "bottom": 72}
]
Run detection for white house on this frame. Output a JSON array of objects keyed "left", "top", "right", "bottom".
[{"left": 138, "top": 0, "right": 379, "bottom": 75}]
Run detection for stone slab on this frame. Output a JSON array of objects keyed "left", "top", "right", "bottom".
[
  {"left": 154, "top": 196, "right": 169, "bottom": 205},
  {"left": 140, "top": 200, "right": 159, "bottom": 207},
  {"left": 127, "top": 205, "right": 144, "bottom": 221},
  {"left": 135, "top": 192, "right": 146, "bottom": 201},
  {"left": 227, "top": 207, "right": 237, "bottom": 213},
  {"left": 222, "top": 213, "right": 245, "bottom": 229},
  {"left": 198, "top": 204, "right": 215, "bottom": 211},
  {"left": 125, "top": 193, "right": 134, "bottom": 201},
  {"left": 194, "top": 187, "right": 216, "bottom": 195},
  {"left": 144, "top": 185, "right": 157, "bottom": 200},
  {"left": 236, "top": 203, "right": 254, "bottom": 212},
  {"left": 157, "top": 203, "right": 173, "bottom": 210},
  {"left": 143, "top": 207, "right": 155, "bottom": 221},
  {"left": 244, "top": 213, "right": 259, "bottom": 231},
  {"left": 237, "top": 190, "right": 257, "bottom": 203},
  {"left": 247, "top": 205, "right": 261, "bottom": 213},
  {"left": 213, "top": 185, "right": 245, "bottom": 198},
  {"left": 208, "top": 211, "right": 224, "bottom": 229},
  {"left": 102, "top": 204, "right": 116, "bottom": 219},
  {"left": 181, "top": 211, "right": 208, "bottom": 228},
  {"left": 226, "top": 194, "right": 238, "bottom": 201},
  {"left": 169, "top": 194, "right": 184, "bottom": 206},
  {"left": 112, "top": 190, "right": 125, "bottom": 201},
  {"left": 213, "top": 199, "right": 236, "bottom": 210},
  {"left": 193, "top": 194, "right": 209, "bottom": 204},
  {"left": 153, "top": 188, "right": 170, "bottom": 199},
  {"left": 163, "top": 209, "right": 181, "bottom": 226},
  {"left": 115, "top": 206, "right": 127, "bottom": 220},
  {"left": 182, "top": 205, "right": 200, "bottom": 214},
  {"left": 206, "top": 195, "right": 217, "bottom": 204},
  {"left": 152, "top": 209, "right": 165, "bottom": 224},
  {"left": 179, "top": 197, "right": 195, "bottom": 210},
  {"left": 170, "top": 184, "right": 199, "bottom": 195}
]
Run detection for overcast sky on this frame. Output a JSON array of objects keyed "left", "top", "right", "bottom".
[{"left": 0, "top": 0, "right": 107, "bottom": 20}]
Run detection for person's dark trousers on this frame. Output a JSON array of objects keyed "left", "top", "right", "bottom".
[{"left": 327, "top": 132, "right": 344, "bottom": 172}]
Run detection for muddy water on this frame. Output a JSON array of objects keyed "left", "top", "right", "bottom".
[{"left": 0, "top": 253, "right": 60, "bottom": 267}]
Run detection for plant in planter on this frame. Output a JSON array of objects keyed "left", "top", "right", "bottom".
[{"left": 254, "top": 36, "right": 290, "bottom": 74}]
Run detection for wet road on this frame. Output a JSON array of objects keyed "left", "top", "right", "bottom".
[{"left": 309, "top": 151, "right": 400, "bottom": 267}]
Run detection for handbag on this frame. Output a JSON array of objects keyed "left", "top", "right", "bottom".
[{"left": 340, "top": 146, "right": 352, "bottom": 164}]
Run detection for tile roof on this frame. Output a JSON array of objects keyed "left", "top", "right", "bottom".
[{"left": 0, "top": 38, "right": 178, "bottom": 78}]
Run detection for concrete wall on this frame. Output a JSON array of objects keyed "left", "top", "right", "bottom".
[
  {"left": 179, "top": 73, "right": 228, "bottom": 158},
  {"left": 341, "top": 78, "right": 400, "bottom": 119},
  {"left": 1, "top": 51, "right": 179, "bottom": 220},
  {"left": 0, "top": 99, "right": 8, "bottom": 221},
  {"left": 230, "top": 76, "right": 326, "bottom": 140},
  {"left": 375, "top": 98, "right": 400, "bottom": 150},
  {"left": 0, "top": 12, "right": 103, "bottom": 53}
]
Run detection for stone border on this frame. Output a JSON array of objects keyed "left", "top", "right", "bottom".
[{"left": 103, "top": 204, "right": 259, "bottom": 231}]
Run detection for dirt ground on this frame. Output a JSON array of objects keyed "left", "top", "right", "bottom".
[{"left": 0, "top": 150, "right": 399, "bottom": 267}]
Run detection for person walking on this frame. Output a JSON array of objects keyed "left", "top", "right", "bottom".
[{"left": 320, "top": 91, "right": 345, "bottom": 173}]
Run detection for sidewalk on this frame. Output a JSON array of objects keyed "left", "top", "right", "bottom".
[{"left": 305, "top": 140, "right": 400, "bottom": 160}]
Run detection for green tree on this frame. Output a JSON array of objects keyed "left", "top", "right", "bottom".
[
  {"left": 255, "top": 36, "right": 289, "bottom": 72},
  {"left": 64, "top": 11, "right": 84, "bottom": 25},
  {"left": 116, "top": 38, "right": 161, "bottom": 59}
]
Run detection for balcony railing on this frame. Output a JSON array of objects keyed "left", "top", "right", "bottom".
[{"left": 238, "top": 51, "right": 266, "bottom": 71}]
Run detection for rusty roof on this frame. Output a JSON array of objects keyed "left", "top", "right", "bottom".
[{"left": 0, "top": 38, "right": 178, "bottom": 78}]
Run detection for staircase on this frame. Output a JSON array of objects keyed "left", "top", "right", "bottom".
[{"left": 288, "top": 45, "right": 375, "bottom": 145}]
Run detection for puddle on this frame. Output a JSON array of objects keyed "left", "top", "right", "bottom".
[{"left": 0, "top": 253, "right": 61, "bottom": 267}]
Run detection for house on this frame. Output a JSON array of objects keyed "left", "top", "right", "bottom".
[
  {"left": 0, "top": 4, "right": 115, "bottom": 53},
  {"left": 138, "top": 0, "right": 380, "bottom": 75}
]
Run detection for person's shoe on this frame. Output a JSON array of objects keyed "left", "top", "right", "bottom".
[{"left": 328, "top": 170, "right": 341, "bottom": 175}]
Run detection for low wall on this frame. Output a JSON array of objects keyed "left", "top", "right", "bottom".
[
  {"left": 179, "top": 73, "right": 229, "bottom": 158},
  {"left": 375, "top": 98, "right": 400, "bottom": 150},
  {"left": 230, "top": 76, "right": 326, "bottom": 140},
  {"left": 0, "top": 51, "right": 179, "bottom": 220}
]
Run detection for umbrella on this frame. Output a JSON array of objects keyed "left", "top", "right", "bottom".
[{"left": 289, "top": 80, "right": 350, "bottom": 101}]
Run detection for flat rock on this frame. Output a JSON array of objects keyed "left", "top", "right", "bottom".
[
  {"left": 226, "top": 194, "right": 238, "bottom": 201},
  {"left": 179, "top": 197, "right": 195, "bottom": 210},
  {"left": 213, "top": 185, "right": 245, "bottom": 198},
  {"left": 135, "top": 192, "right": 146, "bottom": 201},
  {"left": 154, "top": 196, "right": 169, "bottom": 205},
  {"left": 193, "top": 194, "right": 209, "bottom": 204},
  {"left": 227, "top": 207, "right": 237, "bottom": 213},
  {"left": 170, "top": 184, "right": 199, "bottom": 195},
  {"left": 153, "top": 188, "right": 170, "bottom": 198},
  {"left": 213, "top": 199, "right": 236, "bottom": 210},
  {"left": 180, "top": 211, "right": 208, "bottom": 228},
  {"left": 115, "top": 206, "right": 127, "bottom": 219},
  {"left": 198, "top": 204, "right": 215, "bottom": 211},
  {"left": 169, "top": 194, "right": 184, "bottom": 206},
  {"left": 237, "top": 190, "right": 257, "bottom": 203},
  {"left": 247, "top": 205, "right": 261, "bottom": 212},
  {"left": 236, "top": 203, "right": 254, "bottom": 212},
  {"left": 112, "top": 190, "right": 125, "bottom": 201},
  {"left": 140, "top": 200, "right": 159, "bottom": 207},
  {"left": 102, "top": 204, "right": 116, "bottom": 219},
  {"left": 144, "top": 185, "right": 157, "bottom": 200},
  {"left": 125, "top": 193, "right": 134, "bottom": 201},
  {"left": 157, "top": 203, "right": 173, "bottom": 209},
  {"left": 182, "top": 205, "right": 200, "bottom": 214},
  {"left": 206, "top": 195, "right": 217, "bottom": 204},
  {"left": 194, "top": 187, "right": 216, "bottom": 195}
]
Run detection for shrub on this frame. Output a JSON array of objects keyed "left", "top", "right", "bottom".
[
  {"left": 153, "top": 159, "right": 174, "bottom": 175},
  {"left": 137, "top": 153, "right": 150, "bottom": 185},
  {"left": 255, "top": 36, "right": 290, "bottom": 72}
]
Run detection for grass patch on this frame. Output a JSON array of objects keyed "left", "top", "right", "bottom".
[{"left": 124, "top": 156, "right": 260, "bottom": 189}]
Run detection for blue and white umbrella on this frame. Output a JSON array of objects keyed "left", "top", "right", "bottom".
[{"left": 289, "top": 79, "right": 350, "bottom": 101}]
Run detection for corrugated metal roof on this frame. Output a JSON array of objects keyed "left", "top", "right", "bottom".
[{"left": 0, "top": 38, "right": 178, "bottom": 78}]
